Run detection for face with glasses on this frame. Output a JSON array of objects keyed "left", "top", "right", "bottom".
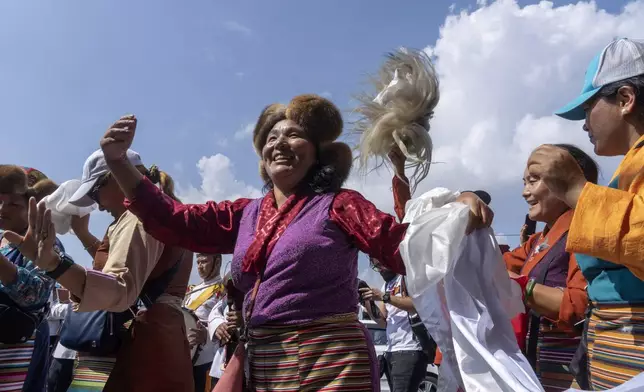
[
  {"left": 87, "top": 173, "right": 124, "bottom": 216},
  {"left": 370, "top": 257, "right": 397, "bottom": 282}
]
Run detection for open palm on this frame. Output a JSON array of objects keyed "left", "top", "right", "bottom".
[{"left": 3, "top": 198, "right": 58, "bottom": 270}]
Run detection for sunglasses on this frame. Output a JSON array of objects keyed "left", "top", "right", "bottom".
[{"left": 88, "top": 173, "right": 110, "bottom": 203}]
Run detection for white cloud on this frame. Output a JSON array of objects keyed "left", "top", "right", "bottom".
[
  {"left": 235, "top": 72, "right": 245, "bottom": 79},
  {"left": 349, "top": 0, "right": 641, "bottom": 202},
  {"left": 345, "top": 0, "right": 640, "bottom": 277},
  {"left": 320, "top": 91, "right": 333, "bottom": 98},
  {"left": 217, "top": 138, "right": 229, "bottom": 148},
  {"left": 223, "top": 21, "right": 253, "bottom": 36},
  {"left": 180, "top": 0, "right": 644, "bottom": 282},
  {"left": 177, "top": 153, "right": 262, "bottom": 204},
  {"left": 234, "top": 122, "right": 255, "bottom": 140}
]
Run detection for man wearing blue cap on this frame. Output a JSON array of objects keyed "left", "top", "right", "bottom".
[{"left": 528, "top": 38, "right": 644, "bottom": 389}]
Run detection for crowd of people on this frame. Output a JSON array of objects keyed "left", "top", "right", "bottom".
[{"left": 0, "top": 37, "right": 643, "bottom": 392}]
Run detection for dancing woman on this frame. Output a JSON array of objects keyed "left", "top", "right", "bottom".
[
  {"left": 97, "top": 94, "right": 492, "bottom": 391},
  {"left": 10, "top": 151, "right": 194, "bottom": 391},
  {"left": 505, "top": 144, "right": 597, "bottom": 391},
  {"left": 533, "top": 38, "right": 644, "bottom": 389},
  {"left": 0, "top": 166, "right": 60, "bottom": 391}
]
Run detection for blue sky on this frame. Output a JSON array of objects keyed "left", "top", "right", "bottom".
[{"left": 0, "top": 0, "right": 636, "bottom": 284}]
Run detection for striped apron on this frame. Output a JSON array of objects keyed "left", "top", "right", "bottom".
[
  {"left": 529, "top": 324, "right": 581, "bottom": 391},
  {"left": 248, "top": 313, "right": 379, "bottom": 392},
  {"left": 0, "top": 338, "right": 34, "bottom": 391},
  {"left": 587, "top": 304, "right": 644, "bottom": 390}
]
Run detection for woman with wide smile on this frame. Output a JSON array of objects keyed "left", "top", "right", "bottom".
[{"left": 86, "top": 94, "right": 491, "bottom": 391}]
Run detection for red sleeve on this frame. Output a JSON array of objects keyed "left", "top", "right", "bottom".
[
  {"left": 124, "top": 177, "right": 252, "bottom": 254},
  {"left": 392, "top": 175, "right": 411, "bottom": 222},
  {"left": 330, "top": 189, "right": 408, "bottom": 275}
]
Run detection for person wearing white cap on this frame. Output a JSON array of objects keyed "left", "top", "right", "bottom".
[
  {"left": 528, "top": 38, "right": 644, "bottom": 389},
  {"left": 11, "top": 148, "right": 195, "bottom": 391}
]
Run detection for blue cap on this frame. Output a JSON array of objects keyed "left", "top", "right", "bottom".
[{"left": 555, "top": 38, "right": 644, "bottom": 121}]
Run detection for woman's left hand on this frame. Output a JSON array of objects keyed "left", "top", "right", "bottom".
[
  {"left": 456, "top": 192, "right": 494, "bottom": 234},
  {"left": 3, "top": 198, "right": 59, "bottom": 270}
]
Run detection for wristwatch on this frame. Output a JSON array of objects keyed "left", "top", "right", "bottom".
[
  {"left": 382, "top": 293, "right": 391, "bottom": 304},
  {"left": 45, "top": 251, "right": 74, "bottom": 280}
]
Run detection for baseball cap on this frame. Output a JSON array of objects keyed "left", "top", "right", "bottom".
[
  {"left": 69, "top": 149, "right": 143, "bottom": 207},
  {"left": 555, "top": 38, "right": 644, "bottom": 121}
]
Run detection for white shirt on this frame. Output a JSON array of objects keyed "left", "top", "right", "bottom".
[
  {"left": 49, "top": 303, "right": 77, "bottom": 360},
  {"left": 47, "top": 292, "right": 61, "bottom": 337},
  {"left": 383, "top": 276, "right": 421, "bottom": 352},
  {"left": 207, "top": 298, "right": 228, "bottom": 378},
  {"left": 184, "top": 277, "right": 223, "bottom": 367}
]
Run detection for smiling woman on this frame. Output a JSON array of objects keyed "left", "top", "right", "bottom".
[
  {"left": 504, "top": 144, "right": 598, "bottom": 391},
  {"left": 0, "top": 166, "right": 60, "bottom": 392},
  {"left": 99, "top": 94, "right": 492, "bottom": 392}
]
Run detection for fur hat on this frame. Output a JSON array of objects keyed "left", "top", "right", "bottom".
[
  {"left": 0, "top": 165, "right": 58, "bottom": 202},
  {"left": 252, "top": 94, "right": 344, "bottom": 154},
  {"left": 253, "top": 95, "right": 352, "bottom": 187},
  {"left": 0, "top": 165, "right": 28, "bottom": 195}
]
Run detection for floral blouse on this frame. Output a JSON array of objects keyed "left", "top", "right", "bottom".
[{"left": 0, "top": 230, "right": 61, "bottom": 311}]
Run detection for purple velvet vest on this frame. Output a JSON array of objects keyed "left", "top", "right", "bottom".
[
  {"left": 526, "top": 234, "right": 569, "bottom": 289},
  {"left": 231, "top": 193, "right": 360, "bottom": 327}
]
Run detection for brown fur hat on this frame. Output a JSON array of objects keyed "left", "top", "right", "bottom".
[
  {"left": 254, "top": 94, "right": 351, "bottom": 186},
  {"left": 252, "top": 94, "right": 344, "bottom": 154},
  {"left": 27, "top": 179, "right": 59, "bottom": 202},
  {"left": 0, "top": 165, "right": 58, "bottom": 202},
  {"left": 0, "top": 165, "right": 28, "bottom": 195}
]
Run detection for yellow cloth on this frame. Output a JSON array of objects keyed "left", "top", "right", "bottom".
[
  {"left": 185, "top": 284, "right": 221, "bottom": 311},
  {"left": 567, "top": 134, "right": 644, "bottom": 279}
]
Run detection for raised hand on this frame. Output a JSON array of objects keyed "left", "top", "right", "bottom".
[
  {"left": 100, "top": 115, "right": 137, "bottom": 161},
  {"left": 388, "top": 146, "right": 406, "bottom": 177},
  {"left": 3, "top": 198, "right": 59, "bottom": 270},
  {"left": 527, "top": 145, "right": 587, "bottom": 208}
]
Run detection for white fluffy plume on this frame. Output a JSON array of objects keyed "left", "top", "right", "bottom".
[{"left": 353, "top": 48, "right": 439, "bottom": 193}]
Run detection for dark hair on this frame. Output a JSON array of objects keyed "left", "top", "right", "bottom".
[
  {"left": 554, "top": 144, "right": 600, "bottom": 184},
  {"left": 596, "top": 75, "right": 644, "bottom": 121}
]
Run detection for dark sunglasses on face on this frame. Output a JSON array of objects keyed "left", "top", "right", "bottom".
[{"left": 88, "top": 173, "right": 110, "bottom": 203}]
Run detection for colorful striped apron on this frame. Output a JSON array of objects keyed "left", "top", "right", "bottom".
[
  {"left": 529, "top": 324, "right": 580, "bottom": 391},
  {"left": 248, "top": 313, "right": 378, "bottom": 392},
  {"left": 586, "top": 305, "right": 644, "bottom": 390},
  {"left": 0, "top": 338, "right": 34, "bottom": 391}
]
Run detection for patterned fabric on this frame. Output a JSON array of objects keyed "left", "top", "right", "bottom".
[
  {"left": 0, "top": 234, "right": 60, "bottom": 391},
  {"left": 242, "top": 191, "right": 310, "bottom": 274},
  {"left": 528, "top": 324, "right": 580, "bottom": 391},
  {"left": 248, "top": 315, "right": 377, "bottom": 392},
  {"left": 0, "top": 337, "right": 34, "bottom": 391},
  {"left": 0, "top": 232, "right": 60, "bottom": 310},
  {"left": 586, "top": 305, "right": 644, "bottom": 390},
  {"left": 67, "top": 356, "right": 116, "bottom": 391}
]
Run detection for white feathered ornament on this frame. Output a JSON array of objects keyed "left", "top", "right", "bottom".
[{"left": 353, "top": 48, "right": 439, "bottom": 193}]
